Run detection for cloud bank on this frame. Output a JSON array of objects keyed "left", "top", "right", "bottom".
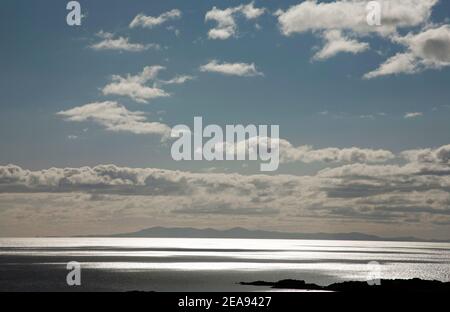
[{"left": 2, "top": 142, "right": 450, "bottom": 236}]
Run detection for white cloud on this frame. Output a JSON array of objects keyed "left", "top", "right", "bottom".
[
  {"left": 205, "top": 2, "right": 265, "bottom": 40},
  {"left": 402, "top": 25, "right": 450, "bottom": 65},
  {"left": 404, "top": 112, "right": 423, "bottom": 119},
  {"left": 284, "top": 2, "right": 448, "bottom": 79},
  {"left": 199, "top": 60, "right": 263, "bottom": 77},
  {"left": 207, "top": 135, "right": 394, "bottom": 164},
  {"left": 89, "top": 31, "right": 160, "bottom": 52},
  {"left": 276, "top": 0, "right": 444, "bottom": 69},
  {"left": 101, "top": 66, "right": 194, "bottom": 103},
  {"left": 241, "top": 2, "right": 266, "bottom": 19},
  {"left": 401, "top": 145, "right": 450, "bottom": 164},
  {"left": 57, "top": 101, "right": 171, "bottom": 137},
  {"left": 313, "top": 30, "right": 369, "bottom": 60},
  {"left": 276, "top": 0, "right": 437, "bottom": 36},
  {"left": 364, "top": 52, "right": 418, "bottom": 78},
  {"left": 158, "top": 75, "right": 196, "bottom": 85},
  {"left": 279, "top": 141, "right": 395, "bottom": 164},
  {"left": 130, "top": 9, "right": 181, "bottom": 29},
  {"left": 205, "top": 7, "right": 240, "bottom": 40},
  {"left": 365, "top": 25, "right": 450, "bottom": 78}
]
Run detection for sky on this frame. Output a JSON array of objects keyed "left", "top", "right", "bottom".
[{"left": 1, "top": 0, "right": 450, "bottom": 239}]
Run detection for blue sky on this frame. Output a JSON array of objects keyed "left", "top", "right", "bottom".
[
  {"left": 1, "top": 0, "right": 450, "bottom": 238},
  {"left": 1, "top": 0, "right": 450, "bottom": 170}
]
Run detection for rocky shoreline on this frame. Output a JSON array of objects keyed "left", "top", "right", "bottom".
[{"left": 240, "top": 278, "right": 450, "bottom": 292}]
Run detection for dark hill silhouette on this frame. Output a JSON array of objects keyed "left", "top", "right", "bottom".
[
  {"left": 97, "top": 226, "right": 447, "bottom": 242},
  {"left": 240, "top": 278, "right": 450, "bottom": 292}
]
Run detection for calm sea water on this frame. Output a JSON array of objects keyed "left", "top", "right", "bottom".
[{"left": 0, "top": 238, "right": 449, "bottom": 291}]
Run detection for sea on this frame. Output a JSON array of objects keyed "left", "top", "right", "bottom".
[{"left": 0, "top": 238, "right": 449, "bottom": 291}]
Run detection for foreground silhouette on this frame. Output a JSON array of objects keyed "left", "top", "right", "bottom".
[{"left": 240, "top": 278, "right": 450, "bottom": 292}]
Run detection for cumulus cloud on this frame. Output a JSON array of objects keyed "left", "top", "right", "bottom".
[
  {"left": 241, "top": 2, "right": 266, "bottom": 19},
  {"left": 364, "top": 52, "right": 418, "bottom": 78},
  {"left": 276, "top": 0, "right": 437, "bottom": 36},
  {"left": 401, "top": 145, "right": 450, "bottom": 164},
  {"left": 209, "top": 135, "right": 395, "bottom": 164},
  {"left": 205, "top": 6, "right": 239, "bottom": 39},
  {"left": 205, "top": 2, "right": 265, "bottom": 40},
  {"left": 57, "top": 101, "right": 171, "bottom": 137},
  {"left": 365, "top": 25, "right": 450, "bottom": 78},
  {"left": 313, "top": 30, "right": 369, "bottom": 60},
  {"left": 101, "top": 66, "right": 192, "bottom": 103},
  {"left": 278, "top": 140, "right": 395, "bottom": 164},
  {"left": 130, "top": 9, "right": 181, "bottom": 29},
  {"left": 401, "top": 25, "right": 450, "bottom": 64},
  {"left": 102, "top": 66, "right": 168, "bottom": 103},
  {"left": 89, "top": 31, "right": 160, "bottom": 52},
  {"left": 275, "top": 0, "right": 448, "bottom": 74},
  {"left": 199, "top": 60, "right": 263, "bottom": 76}
]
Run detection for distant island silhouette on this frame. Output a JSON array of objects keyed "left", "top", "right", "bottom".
[{"left": 91, "top": 226, "right": 449, "bottom": 242}]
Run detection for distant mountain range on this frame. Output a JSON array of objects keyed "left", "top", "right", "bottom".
[{"left": 100, "top": 226, "right": 448, "bottom": 242}]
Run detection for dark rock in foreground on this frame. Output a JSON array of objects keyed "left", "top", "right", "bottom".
[{"left": 240, "top": 278, "right": 450, "bottom": 292}]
